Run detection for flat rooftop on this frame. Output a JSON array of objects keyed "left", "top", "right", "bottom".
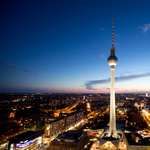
[
  {"left": 8, "top": 131, "right": 42, "bottom": 141},
  {"left": 54, "top": 130, "right": 86, "bottom": 143},
  {"left": 124, "top": 133, "right": 149, "bottom": 146}
]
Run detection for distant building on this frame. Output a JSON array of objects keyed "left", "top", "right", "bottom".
[
  {"left": 49, "top": 130, "right": 89, "bottom": 150},
  {"left": 86, "top": 101, "right": 91, "bottom": 112},
  {"left": 126, "top": 97, "right": 135, "bottom": 100},
  {"left": 116, "top": 102, "right": 124, "bottom": 107},
  {"left": 7, "top": 131, "right": 43, "bottom": 150},
  {"left": 123, "top": 133, "right": 150, "bottom": 150},
  {"left": 24, "top": 120, "right": 45, "bottom": 132},
  {"left": 146, "top": 93, "right": 149, "bottom": 97}
]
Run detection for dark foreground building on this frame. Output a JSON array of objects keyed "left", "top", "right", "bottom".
[
  {"left": 50, "top": 130, "right": 89, "bottom": 150},
  {"left": 123, "top": 133, "right": 150, "bottom": 150},
  {"left": 7, "top": 131, "right": 43, "bottom": 150}
]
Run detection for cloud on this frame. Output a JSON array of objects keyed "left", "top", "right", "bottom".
[
  {"left": 23, "top": 69, "right": 31, "bottom": 72},
  {"left": 85, "top": 79, "right": 111, "bottom": 90},
  {"left": 100, "top": 28, "right": 105, "bottom": 31},
  {"left": 139, "top": 24, "right": 150, "bottom": 32},
  {"left": 0, "top": 62, "right": 37, "bottom": 73},
  {"left": 100, "top": 53, "right": 105, "bottom": 57},
  {"left": 6, "top": 70, "right": 17, "bottom": 73},
  {"left": 1, "top": 62, "right": 17, "bottom": 69},
  {"left": 85, "top": 72, "right": 150, "bottom": 90}
]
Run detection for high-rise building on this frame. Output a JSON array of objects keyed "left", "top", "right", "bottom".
[
  {"left": 86, "top": 101, "right": 91, "bottom": 112},
  {"left": 107, "top": 16, "right": 118, "bottom": 138}
]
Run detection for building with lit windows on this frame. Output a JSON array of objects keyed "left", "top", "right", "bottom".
[
  {"left": 45, "top": 117, "right": 65, "bottom": 137},
  {"left": 45, "top": 111, "right": 84, "bottom": 137},
  {"left": 86, "top": 99, "right": 91, "bottom": 112},
  {"left": 7, "top": 131, "right": 43, "bottom": 150}
]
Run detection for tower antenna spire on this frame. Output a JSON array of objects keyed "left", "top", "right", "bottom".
[{"left": 112, "top": 16, "right": 114, "bottom": 47}]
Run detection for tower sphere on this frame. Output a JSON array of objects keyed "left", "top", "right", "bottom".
[
  {"left": 107, "top": 55, "right": 118, "bottom": 66},
  {"left": 107, "top": 47, "right": 118, "bottom": 66}
]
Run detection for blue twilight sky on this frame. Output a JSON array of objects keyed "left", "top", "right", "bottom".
[{"left": 0, "top": 0, "right": 150, "bottom": 93}]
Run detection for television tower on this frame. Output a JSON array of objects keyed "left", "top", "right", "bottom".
[{"left": 107, "top": 16, "right": 118, "bottom": 138}]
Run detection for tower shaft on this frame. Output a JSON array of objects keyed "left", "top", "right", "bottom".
[{"left": 108, "top": 65, "right": 117, "bottom": 138}]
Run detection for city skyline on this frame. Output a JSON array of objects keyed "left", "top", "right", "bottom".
[{"left": 0, "top": 0, "right": 150, "bottom": 93}]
